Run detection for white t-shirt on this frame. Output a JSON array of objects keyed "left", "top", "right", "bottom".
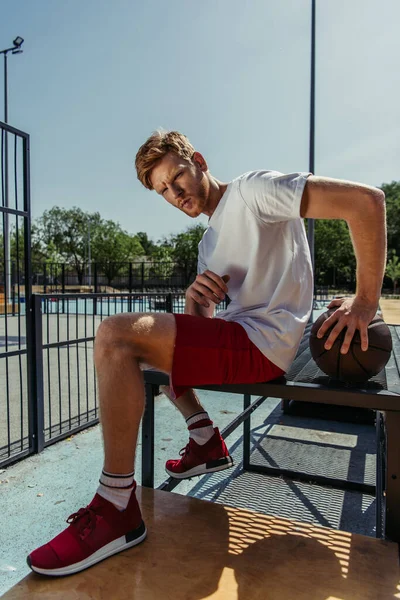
[{"left": 198, "top": 170, "right": 314, "bottom": 372}]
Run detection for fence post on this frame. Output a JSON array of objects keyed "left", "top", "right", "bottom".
[
  {"left": 93, "top": 263, "right": 98, "bottom": 316},
  {"left": 11, "top": 262, "right": 15, "bottom": 315},
  {"left": 184, "top": 260, "right": 188, "bottom": 289},
  {"left": 61, "top": 264, "right": 65, "bottom": 294},
  {"left": 27, "top": 294, "right": 45, "bottom": 454},
  {"left": 43, "top": 263, "right": 47, "bottom": 294},
  {"left": 166, "top": 293, "right": 173, "bottom": 313},
  {"left": 141, "top": 262, "right": 145, "bottom": 292},
  {"left": 128, "top": 263, "right": 133, "bottom": 312},
  {"left": 129, "top": 262, "right": 133, "bottom": 294},
  {"left": 61, "top": 264, "right": 65, "bottom": 314}
]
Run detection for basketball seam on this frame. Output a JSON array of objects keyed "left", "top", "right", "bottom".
[
  {"left": 368, "top": 321, "right": 385, "bottom": 330},
  {"left": 312, "top": 347, "right": 328, "bottom": 360},
  {"left": 347, "top": 342, "right": 392, "bottom": 353},
  {"left": 310, "top": 339, "right": 391, "bottom": 354},
  {"left": 349, "top": 345, "right": 370, "bottom": 376}
]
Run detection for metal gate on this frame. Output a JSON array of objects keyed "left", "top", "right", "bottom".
[{"left": 0, "top": 120, "right": 33, "bottom": 467}]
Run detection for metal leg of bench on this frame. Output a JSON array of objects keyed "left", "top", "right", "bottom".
[
  {"left": 243, "top": 394, "right": 251, "bottom": 470},
  {"left": 142, "top": 383, "right": 157, "bottom": 488},
  {"left": 375, "top": 411, "right": 385, "bottom": 538},
  {"left": 383, "top": 411, "right": 400, "bottom": 542}
]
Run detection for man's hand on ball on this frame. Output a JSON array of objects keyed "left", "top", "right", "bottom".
[
  {"left": 186, "top": 271, "right": 230, "bottom": 308},
  {"left": 317, "top": 296, "right": 378, "bottom": 354}
]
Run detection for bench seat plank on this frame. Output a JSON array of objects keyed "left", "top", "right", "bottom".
[
  {"left": 144, "top": 325, "right": 400, "bottom": 410},
  {"left": 4, "top": 487, "right": 399, "bottom": 599}
]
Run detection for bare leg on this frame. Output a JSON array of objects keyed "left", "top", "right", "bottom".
[
  {"left": 160, "top": 386, "right": 205, "bottom": 419},
  {"left": 94, "top": 312, "right": 176, "bottom": 474},
  {"left": 28, "top": 312, "right": 180, "bottom": 576}
]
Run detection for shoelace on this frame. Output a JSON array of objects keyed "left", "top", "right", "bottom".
[
  {"left": 179, "top": 443, "right": 190, "bottom": 460},
  {"left": 66, "top": 506, "right": 98, "bottom": 537}
]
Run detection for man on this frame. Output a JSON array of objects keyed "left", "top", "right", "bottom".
[{"left": 28, "top": 130, "right": 386, "bottom": 576}]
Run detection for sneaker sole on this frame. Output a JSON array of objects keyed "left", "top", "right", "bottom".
[
  {"left": 165, "top": 455, "right": 234, "bottom": 480},
  {"left": 27, "top": 521, "right": 147, "bottom": 577}
]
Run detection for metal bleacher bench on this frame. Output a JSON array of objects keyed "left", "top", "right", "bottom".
[{"left": 143, "top": 322, "right": 400, "bottom": 542}]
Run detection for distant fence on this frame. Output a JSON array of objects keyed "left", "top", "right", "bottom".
[
  {"left": 0, "top": 292, "right": 229, "bottom": 468},
  {"left": 2, "top": 257, "right": 365, "bottom": 308},
  {"left": 5, "top": 259, "right": 396, "bottom": 296},
  {"left": 1, "top": 260, "right": 198, "bottom": 295},
  {"left": 10, "top": 261, "right": 396, "bottom": 293}
]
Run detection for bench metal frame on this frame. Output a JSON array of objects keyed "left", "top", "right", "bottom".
[{"left": 142, "top": 324, "right": 400, "bottom": 542}]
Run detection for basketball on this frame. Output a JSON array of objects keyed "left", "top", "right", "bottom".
[{"left": 309, "top": 310, "right": 393, "bottom": 383}]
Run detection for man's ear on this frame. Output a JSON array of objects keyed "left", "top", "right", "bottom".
[{"left": 192, "top": 151, "right": 208, "bottom": 172}]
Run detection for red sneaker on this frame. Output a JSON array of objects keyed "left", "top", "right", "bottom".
[
  {"left": 165, "top": 428, "right": 233, "bottom": 479},
  {"left": 27, "top": 484, "right": 146, "bottom": 577}
]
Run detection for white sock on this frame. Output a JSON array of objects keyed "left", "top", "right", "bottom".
[
  {"left": 186, "top": 411, "right": 215, "bottom": 445},
  {"left": 97, "top": 469, "right": 135, "bottom": 511}
]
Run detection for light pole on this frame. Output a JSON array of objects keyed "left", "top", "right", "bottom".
[
  {"left": 88, "top": 220, "right": 91, "bottom": 289},
  {"left": 307, "top": 1, "right": 316, "bottom": 271},
  {"left": 1, "top": 36, "right": 24, "bottom": 305}
]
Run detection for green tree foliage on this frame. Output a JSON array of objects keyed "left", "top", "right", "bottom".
[
  {"left": 91, "top": 221, "right": 144, "bottom": 284},
  {"left": 136, "top": 232, "right": 156, "bottom": 256},
  {"left": 36, "top": 207, "right": 100, "bottom": 283},
  {"left": 143, "top": 245, "right": 175, "bottom": 281},
  {"left": 386, "top": 251, "right": 400, "bottom": 294},
  {"left": 314, "top": 219, "right": 356, "bottom": 288},
  {"left": 167, "top": 224, "right": 206, "bottom": 282},
  {"left": 1, "top": 222, "right": 50, "bottom": 268},
  {"left": 36, "top": 207, "right": 144, "bottom": 284},
  {"left": 381, "top": 181, "right": 400, "bottom": 257},
  {"left": 1, "top": 226, "right": 55, "bottom": 292}
]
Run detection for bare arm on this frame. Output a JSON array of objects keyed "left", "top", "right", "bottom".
[{"left": 300, "top": 176, "right": 386, "bottom": 352}]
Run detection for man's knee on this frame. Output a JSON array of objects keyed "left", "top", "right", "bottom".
[
  {"left": 94, "top": 312, "right": 176, "bottom": 366},
  {"left": 94, "top": 315, "right": 137, "bottom": 359}
]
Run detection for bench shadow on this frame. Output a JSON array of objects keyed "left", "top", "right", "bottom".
[
  {"left": 189, "top": 398, "right": 377, "bottom": 536},
  {"left": 229, "top": 508, "right": 399, "bottom": 600}
]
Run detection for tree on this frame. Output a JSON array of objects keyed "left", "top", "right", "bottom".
[
  {"left": 0, "top": 222, "right": 45, "bottom": 265},
  {"left": 386, "top": 252, "right": 400, "bottom": 294},
  {"left": 0, "top": 224, "right": 53, "bottom": 286},
  {"left": 91, "top": 221, "right": 144, "bottom": 284},
  {"left": 166, "top": 224, "right": 206, "bottom": 282},
  {"left": 136, "top": 232, "right": 156, "bottom": 256},
  {"left": 35, "top": 207, "right": 144, "bottom": 285},
  {"left": 314, "top": 219, "right": 356, "bottom": 288},
  {"left": 36, "top": 207, "right": 102, "bottom": 283},
  {"left": 381, "top": 181, "right": 400, "bottom": 257},
  {"left": 142, "top": 245, "right": 175, "bottom": 282}
]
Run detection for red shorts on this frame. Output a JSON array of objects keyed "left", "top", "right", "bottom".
[{"left": 170, "top": 314, "right": 284, "bottom": 399}]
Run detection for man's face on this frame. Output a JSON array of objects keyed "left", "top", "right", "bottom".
[{"left": 149, "top": 152, "right": 209, "bottom": 217}]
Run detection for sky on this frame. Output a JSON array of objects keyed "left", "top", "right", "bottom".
[{"left": 1, "top": 0, "right": 399, "bottom": 242}]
